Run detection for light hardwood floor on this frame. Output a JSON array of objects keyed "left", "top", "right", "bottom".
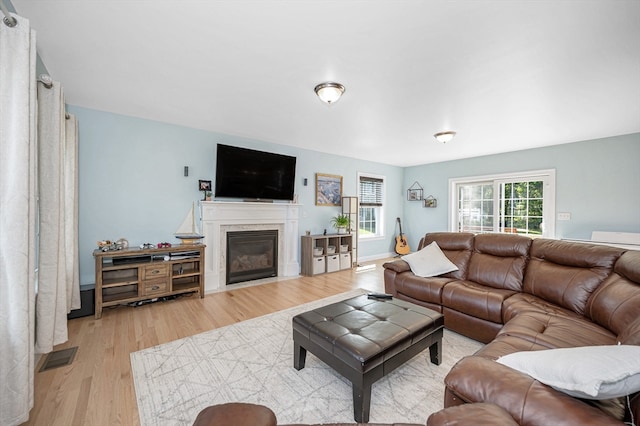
[{"left": 25, "top": 260, "right": 389, "bottom": 426}]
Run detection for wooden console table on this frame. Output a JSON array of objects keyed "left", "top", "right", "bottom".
[{"left": 93, "top": 244, "right": 205, "bottom": 319}]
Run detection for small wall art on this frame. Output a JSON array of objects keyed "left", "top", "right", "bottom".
[
  {"left": 315, "top": 173, "right": 343, "bottom": 206},
  {"left": 407, "top": 181, "right": 424, "bottom": 201},
  {"left": 423, "top": 195, "right": 437, "bottom": 208}
]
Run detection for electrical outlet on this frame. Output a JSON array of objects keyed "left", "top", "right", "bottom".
[{"left": 557, "top": 212, "right": 571, "bottom": 221}]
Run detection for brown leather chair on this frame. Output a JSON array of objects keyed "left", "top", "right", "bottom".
[{"left": 193, "top": 403, "right": 277, "bottom": 426}]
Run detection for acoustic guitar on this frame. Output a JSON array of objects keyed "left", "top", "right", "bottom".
[{"left": 395, "top": 217, "right": 410, "bottom": 255}]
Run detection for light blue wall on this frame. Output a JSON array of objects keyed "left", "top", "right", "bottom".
[
  {"left": 69, "top": 106, "right": 403, "bottom": 286},
  {"left": 71, "top": 104, "right": 639, "bottom": 286},
  {"left": 402, "top": 133, "right": 640, "bottom": 250}
]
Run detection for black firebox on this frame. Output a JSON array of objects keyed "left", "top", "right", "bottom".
[{"left": 226, "top": 230, "right": 278, "bottom": 285}]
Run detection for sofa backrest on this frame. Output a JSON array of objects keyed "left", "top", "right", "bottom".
[
  {"left": 524, "top": 239, "right": 624, "bottom": 316},
  {"left": 466, "top": 233, "right": 532, "bottom": 291},
  {"left": 586, "top": 250, "right": 640, "bottom": 340},
  {"left": 423, "top": 232, "right": 475, "bottom": 280}
]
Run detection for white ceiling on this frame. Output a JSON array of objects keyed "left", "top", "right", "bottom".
[{"left": 11, "top": 0, "right": 640, "bottom": 167}]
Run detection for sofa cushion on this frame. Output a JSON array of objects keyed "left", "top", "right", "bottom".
[
  {"left": 496, "top": 345, "right": 640, "bottom": 400},
  {"left": 401, "top": 242, "right": 459, "bottom": 277},
  {"left": 502, "top": 293, "right": 584, "bottom": 323},
  {"left": 497, "top": 311, "right": 617, "bottom": 349},
  {"left": 442, "top": 281, "right": 516, "bottom": 323},
  {"left": 466, "top": 233, "right": 531, "bottom": 291},
  {"left": 586, "top": 250, "right": 640, "bottom": 337},
  {"left": 524, "top": 239, "right": 624, "bottom": 316},
  {"left": 423, "top": 232, "right": 474, "bottom": 280},
  {"left": 474, "top": 333, "right": 553, "bottom": 360}
]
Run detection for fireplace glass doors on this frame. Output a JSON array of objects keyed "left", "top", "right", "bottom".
[{"left": 226, "top": 230, "right": 278, "bottom": 285}]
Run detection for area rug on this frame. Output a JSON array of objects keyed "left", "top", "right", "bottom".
[{"left": 131, "top": 289, "right": 483, "bottom": 425}]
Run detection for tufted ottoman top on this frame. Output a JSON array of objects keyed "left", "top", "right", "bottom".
[{"left": 293, "top": 294, "right": 444, "bottom": 373}]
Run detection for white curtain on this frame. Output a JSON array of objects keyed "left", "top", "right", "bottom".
[
  {"left": 65, "top": 114, "right": 80, "bottom": 311},
  {"left": 1, "top": 11, "right": 80, "bottom": 425},
  {"left": 35, "top": 80, "right": 81, "bottom": 353},
  {"left": 0, "top": 13, "right": 38, "bottom": 426}
]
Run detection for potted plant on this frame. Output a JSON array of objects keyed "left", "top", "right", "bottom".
[{"left": 330, "top": 214, "right": 351, "bottom": 234}]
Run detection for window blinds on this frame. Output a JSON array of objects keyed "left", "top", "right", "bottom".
[{"left": 359, "top": 176, "right": 383, "bottom": 206}]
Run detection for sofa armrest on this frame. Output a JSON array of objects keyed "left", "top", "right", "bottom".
[
  {"left": 445, "top": 356, "right": 623, "bottom": 425},
  {"left": 382, "top": 259, "right": 411, "bottom": 273}
]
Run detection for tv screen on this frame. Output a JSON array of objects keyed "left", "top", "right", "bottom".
[{"left": 214, "top": 144, "right": 297, "bottom": 201}]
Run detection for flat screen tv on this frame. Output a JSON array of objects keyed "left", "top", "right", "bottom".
[{"left": 214, "top": 144, "right": 297, "bottom": 201}]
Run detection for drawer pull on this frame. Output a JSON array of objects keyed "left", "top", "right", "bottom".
[
  {"left": 151, "top": 269, "right": 160, "bottom": 275},
  {"left": 151, "top": 285, "right": 160, "bottom": 291}
]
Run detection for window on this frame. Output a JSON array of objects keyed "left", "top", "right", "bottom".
[
  {"left": 359, "top": 173, "right": 385, "bottom": 239},
  {"left": 449, "top": 169, "right": 556, "bottom": 238}
]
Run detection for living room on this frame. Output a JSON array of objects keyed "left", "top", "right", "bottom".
[{"left": 1, "top": 1, "right": 639, "bottom": 425}]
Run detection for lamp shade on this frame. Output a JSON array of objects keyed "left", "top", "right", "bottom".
[{"left": 314, "top": 82, "right": 345, "bottom": 104}]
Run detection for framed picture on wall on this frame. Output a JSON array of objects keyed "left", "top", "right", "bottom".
[
  {"left": 315, "top": 173, "right": 343, "bottom": 206},
  {"left": 198, "top": 180, "right": 212, "bottom": 191}
]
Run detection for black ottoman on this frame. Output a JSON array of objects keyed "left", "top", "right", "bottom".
[{"left": 292, "top": 294, "right": 444, "bottom": 422}]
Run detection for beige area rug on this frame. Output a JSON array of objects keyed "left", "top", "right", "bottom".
[{"left": 131, "top": 289, "right": 483, "bottom": 425}]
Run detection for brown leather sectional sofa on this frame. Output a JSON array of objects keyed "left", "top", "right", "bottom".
[{"left": 382, "top": 232, "right": 640, "bottom": 425}]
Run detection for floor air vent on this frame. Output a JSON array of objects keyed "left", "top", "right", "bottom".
[{"left": 39, "top": 346, "right": 78, "bottom": 372}]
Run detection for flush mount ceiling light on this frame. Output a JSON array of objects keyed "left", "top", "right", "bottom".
[
  {"left": 314, "top": 82, "right": 345, "bottom": 104},
  {"left": 434, "top": 131, "right": 456, "bottom": 143}
]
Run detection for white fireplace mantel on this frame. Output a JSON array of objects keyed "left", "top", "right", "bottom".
[{"left": 199, "top": 201, "right": 300, "bottom": 292}]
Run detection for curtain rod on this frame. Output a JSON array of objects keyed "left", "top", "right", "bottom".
[{"left": 0, "top": 0, "right": 17, "bottom": 27}]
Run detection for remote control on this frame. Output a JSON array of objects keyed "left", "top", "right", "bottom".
[{"left": 367, "top": 293, "right": 393, "bottom": 300}]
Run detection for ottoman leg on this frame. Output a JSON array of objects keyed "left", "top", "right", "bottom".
[
  {"left": 294, "top": 342, "right": 307, "bottom": 370},
  {"left": 352, "top": 383, "right": 371, "bottom": 423},
  {"left": 429, "top": 338, "right": 442, "bottom": 365}
]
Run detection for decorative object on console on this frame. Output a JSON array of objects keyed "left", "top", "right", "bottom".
[
  {"left": 434, "top": 130, "right": 456, "bottom": 143},
  {"left": 315, "top": 173, "right": 343, "bottom": 206},
  {"left": 407, "top": 181, "right": 424, "bottom": 201},
  {"left": 198, "top": 179, "right": 212, "bottom": 200},
  {"left": 174, "top": 202, "right": 204, "bottom": 244},
  {"left": 116, "top": 238, "right": 129, "bottom": 249},
  {"left": 97, "top": 240, "right": 122, "bottom": 251},
  {"left": 330, "top": 214, "right": 351, "bottom": 234},
  {"left": 314, "top": 81, "right": 345, "bottom": 104},
  {"left": 424, "top": 195, "right": 437, "bottom": 208},
  {"left": 401, "top": 241, "right": 458, "bottom": 277}
]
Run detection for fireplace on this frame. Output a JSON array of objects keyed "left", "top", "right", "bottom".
[
  {"left": 226, "top": 230, "right": 278, "bottom": 285},
  {"left": 200, "top": 201, "right": 300, "bottom": 292}
]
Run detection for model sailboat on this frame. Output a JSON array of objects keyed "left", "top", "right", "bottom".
[{"left": 174, "top": 202, "right": 204, "bottom": 244}]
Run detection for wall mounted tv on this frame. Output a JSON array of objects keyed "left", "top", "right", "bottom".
[{"left": 214, "top": 144, "right": 297, "bottom": 201}]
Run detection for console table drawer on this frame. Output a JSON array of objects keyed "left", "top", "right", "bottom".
[
  {"left": 141, "top": 264, "right": 169, "bottom": 280},
  {"left": 142, "top": 279, "right": 168, "bottom": 296}
]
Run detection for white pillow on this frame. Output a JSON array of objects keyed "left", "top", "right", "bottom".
[
  {"left": 401, "top": 241, "right": 458, "bottom": 278},
  {"left": 497, "top": 345, "right": 640, "bottom": 399}
]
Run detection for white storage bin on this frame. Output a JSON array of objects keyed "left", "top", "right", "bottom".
[
  {"left": 312, "top": 256, "right": 326, "bottom": 275},
  {"left": 313, "top": 247, "right": 323, "bottom": 256},
  {"left": 340, "top": 253, "right": 351, "bottom": 269},
  {"left": 326, "top": 255, "right": 340, "bottom": 273},
  {"left": 327, "top": 245, "right": 336, "bottom": 254},
  {"left": 340, "top": 244, "right": 349, "bottom": 253}
]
